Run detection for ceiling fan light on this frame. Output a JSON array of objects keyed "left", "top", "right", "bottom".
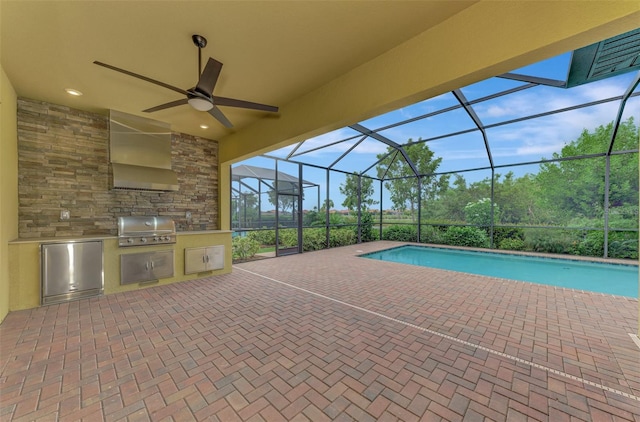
[{"left": 188, "top": 97, "right": 213, "bottom": 111}]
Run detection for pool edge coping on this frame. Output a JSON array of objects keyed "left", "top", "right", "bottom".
[{"left": 357, "top": 242, "right": 639, "bottom": 300}]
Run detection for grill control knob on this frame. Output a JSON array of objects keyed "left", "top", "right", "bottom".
[
  {"left": 140, "top": 237, "right": 147, "bottom": 243},
  {"left": 153, "top": 237, "right": 159, "bottom": 242},
  {"left": 127, "top": 238, "right": 134, "bottom": 244}
]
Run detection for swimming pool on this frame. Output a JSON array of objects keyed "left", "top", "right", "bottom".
[{"left": 361, "top": 245, "right": 639, "bottom": 298}]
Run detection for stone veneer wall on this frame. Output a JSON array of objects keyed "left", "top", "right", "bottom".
[{"left": 17, "top": 98, "right": 218, "bottom": 238}]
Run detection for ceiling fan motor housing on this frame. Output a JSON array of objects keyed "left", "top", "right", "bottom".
[{"left": 192, "top": 34, "right": 207, "bottom": 48}]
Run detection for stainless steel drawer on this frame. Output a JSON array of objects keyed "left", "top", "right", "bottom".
[{"left": 41, "top": 241, "right": 103, "bottom": 305}]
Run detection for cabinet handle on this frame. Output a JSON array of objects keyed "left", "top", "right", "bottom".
[
  {"left": 151, "top": 261, "right": 155, "bottom": 269},
  {"left": 145, "top": 262, "right": 149, "bottom": 270},
  {"left": 206, "top": 255, "right": 210, "bottom": 263}
]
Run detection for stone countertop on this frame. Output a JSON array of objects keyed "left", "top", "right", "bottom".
[
  {"left": 178, "top": 230, "right": 233, "bottom": 235},
  {"left": 9, "top": 235, "right": 117, "bottom": 244},
  {"left": 9, "top": 230, "right": 232, "bottom": 244}
]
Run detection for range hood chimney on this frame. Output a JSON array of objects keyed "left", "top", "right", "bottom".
[{"left": 109, "top": 110, "right": 179, "bottom": 192}]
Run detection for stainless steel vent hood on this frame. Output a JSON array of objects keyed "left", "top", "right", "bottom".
[
  {"left": 112, "top": 163, "right": 178, "bottom": 191},
  {"left": 110, "top": 110, "right": 179, "bottom": 192}
]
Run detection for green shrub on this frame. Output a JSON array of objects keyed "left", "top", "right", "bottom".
[
  {"left": 329, "top": 229, "right": 356, "bottom": 247},
  {"left": 370, "top": 228, "right": 380, "bottom": 241},
  {"left": 443, "top": 226, "right": 490, "bottom": 248},
  {"left": 420, "top": 225, "right": 446, "bottom": 244},
  {"left": 302, "top": 228, "right": 327, "bottom": 251},
  {"left": 356, "top": 212, "right": 376, "bottom": 243},
  {"left": 608, "top": 240, "right": 638, "bottom": 259},
  {"left": 581, "top": 230, "right": 639, "bottom": 259},
  {"left": 382, "top": 225, "right": 418, "bottom": 242},
  {"left": 523, "top": 229, "right": 581, "bottom": 255},
  {"left": 492, "top": 227, "right": 525, "bottom": 247},
  {"left": 498, "top": 238, "right": 526, "bottom": 251},
  {"left": 608, "top": 231, "right": 638, "bottom": 259},
  {"left": 247, "top": 229, "right": 276, "bottom": 246},
  {"left": 300, "top": 228, "right": 358, "bottom": 250},
  {"left": 245, "top": 227, "right": 362, "bottom": 251},
  {"left": 278, "top": 228, "right": 298, "bottom": 248},
  {"left": 577, "top": 231, "right": 604, "bottom": 257},
  {"left": 232, "top": 236, "right": 260, "bottom": 260}
]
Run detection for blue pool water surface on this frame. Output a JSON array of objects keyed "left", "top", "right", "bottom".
[{"left": 361, "top": 246, "right": 638, "bottom": 298}]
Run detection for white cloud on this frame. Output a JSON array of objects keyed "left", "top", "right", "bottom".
[
  {"left": 350, "top": 140, "right": 389, "bottom": 155},
  {"left": 266, "top": 73, "right": 639, "bottom": 173},
  {"left": 571, "top": 79, "right": 629, "bottom": 102},
  {"left": 480, "top": 95, "right": 536, "bottom": 118},
  {"left": 475, "top": 75, "right": 634, "bottom": 124},
  {"left": 486, "top": 99, "right": 629, "bottom": 162}
]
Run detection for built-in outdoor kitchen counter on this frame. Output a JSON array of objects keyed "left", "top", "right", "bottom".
[{"left": 8, "top": 230, "right": 232, "bottom": 311}]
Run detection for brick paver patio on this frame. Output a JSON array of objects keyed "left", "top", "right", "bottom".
[{"left": 1, "top": 241, "right": 639, "bottom": 421}]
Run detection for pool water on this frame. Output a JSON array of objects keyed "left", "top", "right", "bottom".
[{"left": 361, "top": 246, "right": 639, "bottom": 298}]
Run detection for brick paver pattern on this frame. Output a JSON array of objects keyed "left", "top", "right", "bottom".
[{"left": 1, "top": 241, "right": 639, "bottom": 421}]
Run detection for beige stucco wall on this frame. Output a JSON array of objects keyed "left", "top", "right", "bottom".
[{"left": 1, "top": 65, "right": 19, "bottom": 323}]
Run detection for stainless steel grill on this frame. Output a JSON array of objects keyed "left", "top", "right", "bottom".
[{"left": 117, "top": 216, "right": 176, "bottom": 247}]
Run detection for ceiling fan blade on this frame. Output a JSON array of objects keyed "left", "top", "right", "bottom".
[
  {"left": 212, "top": 96, "right": 279, "bottom": 113},
  {"left": 143, "top": 98, "right": 188, "bottom": 113},
  {"left": 195, "top": 58, "right": 223, "bottom": 95},
  {"left": 208, "top": 105, "right": 233, "bottom": 128},
  {"left": 94, "top": 61, "right": 189, "bottom": 96}
]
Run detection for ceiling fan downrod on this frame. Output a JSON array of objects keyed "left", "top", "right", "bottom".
[{"left": 192, "top": 34, "right": 207, "bottom": 78}]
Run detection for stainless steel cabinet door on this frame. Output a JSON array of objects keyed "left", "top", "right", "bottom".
[
  {"left": 184, "top": 246, "right": 225, "bottom": 274},
  {"left": 41, "top": 241, "right": 103, "bottom": 298},
  {"left": 121, "top": 250, "right": 174, "bottom": 284},
  {"left": 184, "top": 247, "right": 207, "bottom": 274}
]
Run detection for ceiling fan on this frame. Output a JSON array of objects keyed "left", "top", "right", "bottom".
[{"left": 94, "top": 34, "right": 278, "bottom": 128}]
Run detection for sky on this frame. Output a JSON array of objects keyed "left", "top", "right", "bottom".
[{"left": 233, "top": 50, "right": 640, "bottom": 213}]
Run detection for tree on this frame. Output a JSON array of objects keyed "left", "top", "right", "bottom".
[
  {"left": 233, "top": 192, "right": 259, "bottom": 227},
  {"left": 464, "top": 198, "right": 499, "bottom": 226},
  {"left": 375, "top": 139, "right": 448, "bottom": 220},
  {"left": 321, "top": 198, "right": 334, "bottom": 212},
  {"left": 428, "top": 174, "right": 471, "bottom": 222},
  {"left": 535, "top": 117, "right": 638, "bottom": 224},
  {"left": 607, "top": 118, "right": 639, "bottom": 223},
  {"left": 493, "top": 172, "right": 543, "bottom": 225},
  {"left": 267, "top": 181, "right": 302, "bottom": 215},
  {"left": 339, "top": 173, "right": 378, "bottom": 213},
  {"left": 304, "top": 199, "right": 336, "bottom": 226}
]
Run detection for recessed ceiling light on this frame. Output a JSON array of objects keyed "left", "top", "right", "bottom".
[
  {"left": 65, "top": 88, "right": 83, "bottom": 96},
  {"left": 199, "top": 124, "right": 209, "bottom": 129}
]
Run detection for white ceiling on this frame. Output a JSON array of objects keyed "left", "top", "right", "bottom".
[{"left": 1, "top": 1, "right": 477, "bottom": 140}]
